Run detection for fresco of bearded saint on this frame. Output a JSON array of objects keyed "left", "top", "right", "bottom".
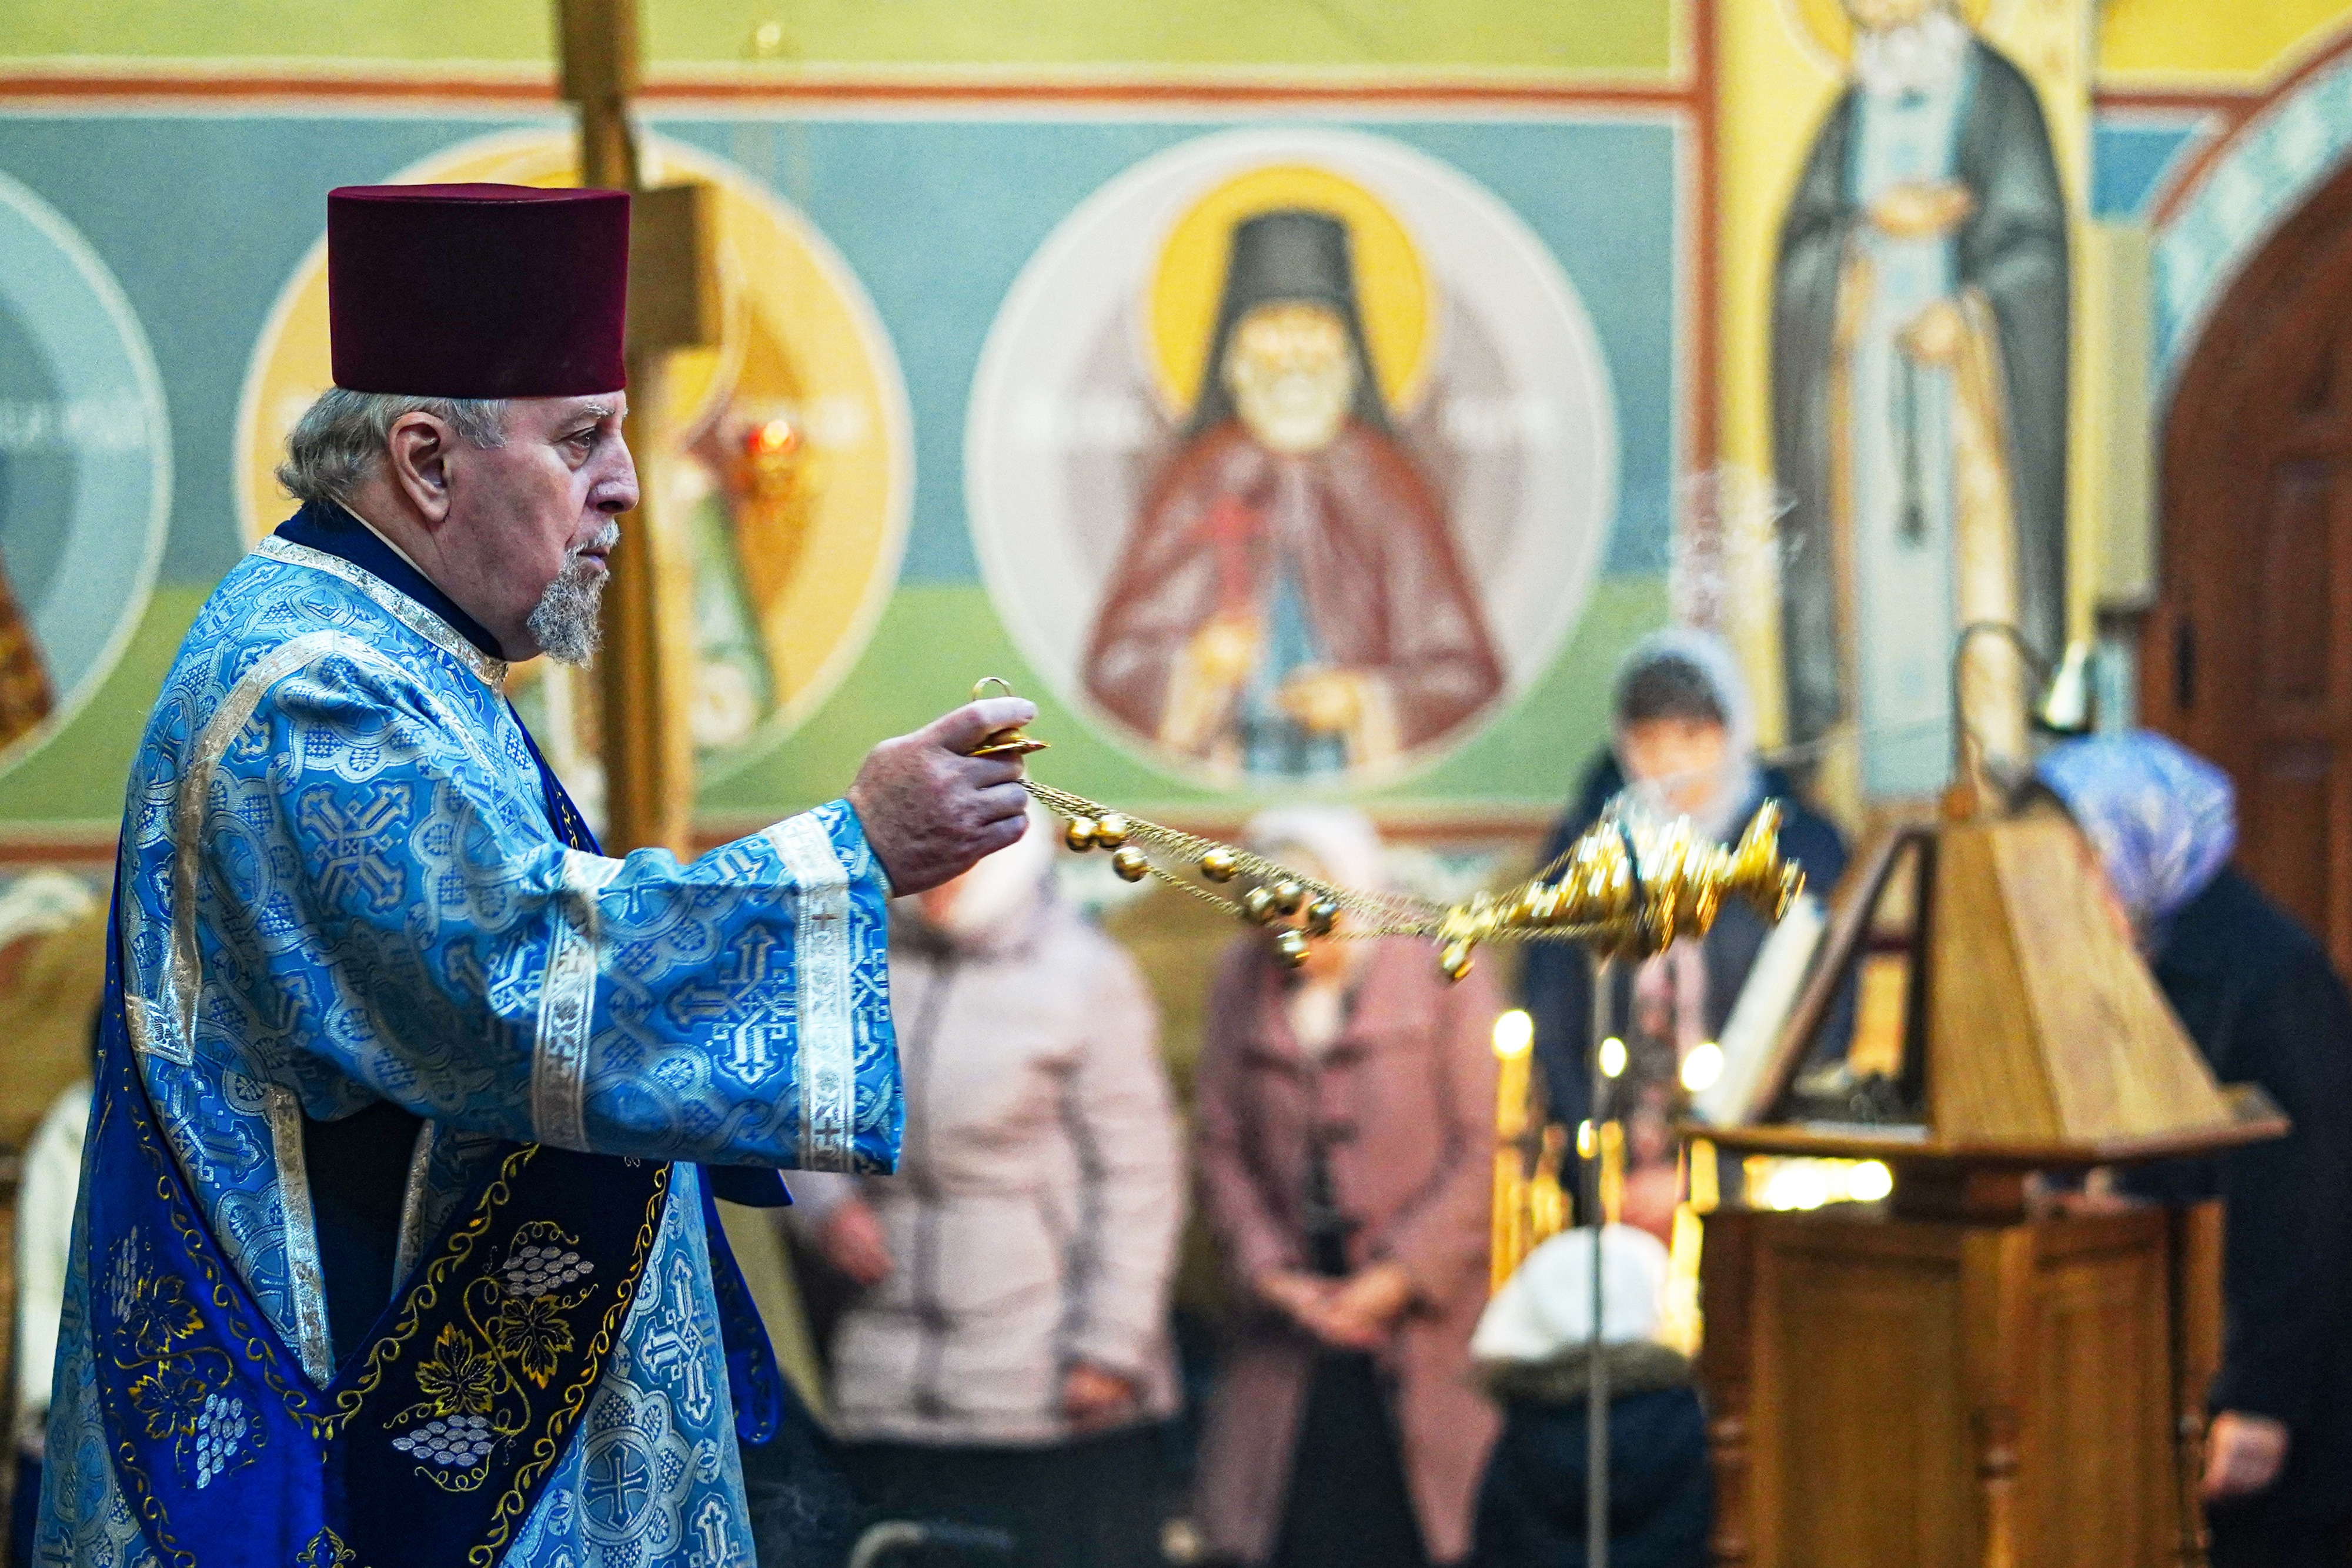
[{"left": 1084, "top": 208, "right": 1504, "bottom": 780}]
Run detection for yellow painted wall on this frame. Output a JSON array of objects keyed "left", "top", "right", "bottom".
[
  {"left": 2100, "top": 0, "right": 2352, "bottom": 88},
  {"left": 0, "top": 0, "right": 1676, "bottom": 75},
  {"left": 1714, "top": 2, "right": 1835, "bottom": 751}
]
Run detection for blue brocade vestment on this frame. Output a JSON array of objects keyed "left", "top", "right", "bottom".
[{"left": 39, "top": 525, "right": 900, "bottom": 1567}]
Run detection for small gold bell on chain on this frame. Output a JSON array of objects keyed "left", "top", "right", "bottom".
[
  {"left": 1065, "top": 818, "right": 1100, "bottom": 852},
  {"left": 1269, "top": 880, "right": 1305, "bottom": 917},
  {"left": 1440, "top": 942, "right": 1475, "bottom": 982},
  {"left": 1198, "top": 848, "right": 1238, "bottom": 883},
  {"left": 1304, "top": 899, "right": 1340, "bottom": 936},
  {"left": 1111, "top": 847, "right": 1150, "bottom": 883},
  {"left": 1241, "top": 887, "right": 1279, "bottom": 924},
  {"left": 1094, "top": 814, "right": 1131, "bottom": 850},
  {"left": 1274, "top": 929, "right": 1312, "bottom": 968}
]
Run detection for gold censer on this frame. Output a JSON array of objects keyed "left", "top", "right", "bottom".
[{"left": 970, "top": 680, "right": 1805, "bottom": 981}]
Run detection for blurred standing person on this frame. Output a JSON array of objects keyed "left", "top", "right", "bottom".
[
  {"left": 2038, "top": 734, "right": 2352, "bottom": 1568},
  {"left": 1192, "top": 808, "right": 1500, "bottom": 1568},
  {"left": 10, "top": 1072, "right": 88, "bottom": 1568},
  {"left": 801, "top": 806, "right": 1185, "bottom": 1568},
  {"left": 1523, "top": 631, "right": 1850, "bottom": 1233},
  {"left": 1469, "top": 1225, "right": 1709, "bottom": 1568}
]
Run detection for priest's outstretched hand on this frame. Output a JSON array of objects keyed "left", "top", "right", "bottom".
[{"left": 848, "top": 696, "right": 1038, "bottom": 894}]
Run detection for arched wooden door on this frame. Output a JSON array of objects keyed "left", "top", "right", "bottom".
[{"left": 2148, "top": 158, "right": 2352, "bottom": 976}]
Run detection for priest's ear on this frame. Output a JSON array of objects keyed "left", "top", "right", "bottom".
[{"left": 385, "top": 412, "right": 455, "bottom": 525}]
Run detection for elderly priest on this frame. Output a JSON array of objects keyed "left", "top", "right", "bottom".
[{"left": 37, "top": 184, "right": 1033, "bottom": 1568}]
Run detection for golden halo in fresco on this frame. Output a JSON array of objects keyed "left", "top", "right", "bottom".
[
  {"left": 1786, "top": 0, "right": 1992, "bottom": 63},
  {"left": 233, "top": 129, "right": 912, "bottom": 774},
  {"left": 1145, "top": 162, "right": 1434, "bottom": 419}
]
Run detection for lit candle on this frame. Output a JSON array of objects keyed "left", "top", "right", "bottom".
[{"left": 1491, "top": 1009, "right": 1534, "bottom": 1292}]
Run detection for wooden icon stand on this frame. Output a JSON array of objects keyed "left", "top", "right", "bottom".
[{"left": 1687, "top": 805, "right": 2283, "bottom": 1568}]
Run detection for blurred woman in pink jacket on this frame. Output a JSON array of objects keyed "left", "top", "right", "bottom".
[{"left": 1191, "top": 807, "right": 1501, "bottom": 1568}]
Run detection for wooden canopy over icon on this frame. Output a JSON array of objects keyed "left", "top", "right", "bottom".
[{"left": 1698, "top": 803, "right": 2284, "bottom": 1171}]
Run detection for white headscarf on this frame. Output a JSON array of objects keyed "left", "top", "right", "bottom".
[
  {"left": 1472, "top": 1225, "right": 1672, "bottom": 1363},
  {"left": 1245, "top": 806, "right": 1385, "bottom": 1055},
  {"left": 1610, "top": 628, "right": 1766, "bottom": 847},
  {"left": 1242, "top": 804, "right": 1388, "bottom": 896},
  {"left": 908, "top": 800, "right": 1057, "bottom": 943}
]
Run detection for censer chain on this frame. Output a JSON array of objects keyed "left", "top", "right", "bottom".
[{"left": 1021, "top": 779, "right": 1439, "bottom": 932}]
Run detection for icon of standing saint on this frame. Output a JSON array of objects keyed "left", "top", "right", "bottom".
[{"left": 1772, "top": 0, "right": 2069, "bottom": 800}]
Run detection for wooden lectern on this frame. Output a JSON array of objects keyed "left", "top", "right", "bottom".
[{"left": 1689, "top": 807, "right": 2284, "bottom": 1567}]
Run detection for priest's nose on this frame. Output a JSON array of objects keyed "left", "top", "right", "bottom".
[{"left": 594, "top": 435, "right": 640, "bottom": 514}]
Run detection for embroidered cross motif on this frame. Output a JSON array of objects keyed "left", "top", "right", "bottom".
[
  {"left": 584, "top": 1435, "right": 656, "bottom": 1535},
  {"left": 133, "top": 777, "right": 175, "bottom": 848},
  {"left": 669, "top": 926, "right": 794, "bottom": 1085},
  {"left": 689, "top": 1495, "right": 739, "bottom": 1567},
  {"left": 642, "top": 1254, "right": 715, "bottom": 1423},
  {"left": 608, "top": 881, "right": 679, "bottom": 927},
  {"left": 252, "top": 967, "right": 320, "bottom": 1047},
  {"left": 579, "top": 1381, "right": 696, "bottom": 1553},
  {"left": 296, "top": 784, "right": 414, "bottom": 912}
]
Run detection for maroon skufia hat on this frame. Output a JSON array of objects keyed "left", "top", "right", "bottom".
[{"left": 328, "top": 183, "right": 630, "bottom": 398}]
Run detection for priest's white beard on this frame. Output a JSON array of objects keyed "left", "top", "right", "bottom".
[{"left": 527, "top": 520, "right": 619, "bottom": 666}]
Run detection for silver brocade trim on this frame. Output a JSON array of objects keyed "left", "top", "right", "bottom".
[
  {"left": 255, "top": 535, "right": 510, "bottom": 694},
  {"left": 530, "top": 850, "right": 623, "bottom": 1152},
  {"left": 532, "top": 903, "right": 596, "bottom": 1152},
  {"left": 119, "top": 991, "right": 188, "bottom": 1066},
  {"left": 122, "top": 833, "right": 189, "bottom": 1065},
  {"left": 260, "top": 1082, "right": 336, "bottom": 1386},
  {"left": 392, "top": 1119, "right": 440, "bottom": 1287},
  {"left": 765, "top": 813, "right": 855, "bottom": 1172},
  {"left": 169, "top": 630, "right": 349, "bottom": 1057}
]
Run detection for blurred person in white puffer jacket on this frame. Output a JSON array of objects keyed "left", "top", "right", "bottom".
[{"left": 792, "top": 803, "right": 1185, "bottom": 1568}]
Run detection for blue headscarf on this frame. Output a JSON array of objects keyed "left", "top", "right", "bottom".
[{"left": 2035, "top": 731, "right": 2236, "bottom": 927}]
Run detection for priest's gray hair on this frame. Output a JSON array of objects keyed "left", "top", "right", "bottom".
[{"left": 275, "top": 389, "right": 507, "bottom": 507}]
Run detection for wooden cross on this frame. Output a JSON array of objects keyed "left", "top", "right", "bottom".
[{"left": 557, "top": 0, "right": 719, "bottom": 856}]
